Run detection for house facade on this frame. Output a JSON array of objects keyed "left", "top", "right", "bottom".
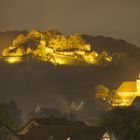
[{"left": 0, "top": 126, "right": 20, "bottom": 140}]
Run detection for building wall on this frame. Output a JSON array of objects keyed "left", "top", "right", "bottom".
[
  {"left": 0, "top": 127, "right": 20, "bottom": 140},
  {"left": 136, "top": 79, "right": 140, "bottom": 96},
  {"left": 117, "top": 91, "right": 136, "bottom": 98},
  {"left": 113, "top": 91, "right": 136, "bottom": 106}
]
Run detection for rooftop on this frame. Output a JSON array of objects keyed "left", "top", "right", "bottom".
[
  {"left": 117, "top": 81, "right": 136, "bottom": 92},
  {"left": 29, "top": 117, "right": 87, "bottom": 126}
]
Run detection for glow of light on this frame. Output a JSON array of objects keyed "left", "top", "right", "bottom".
[
  {"left": 112, "top": 98, "right": 134, "bottom": 107},
  {"left": 5, "top": 57, "right": 21, "bottom": 64},
  {"left": 105, "top": 57, "right": 112, "bottom": 62},
  {"left": 1, "top": 30, "right": 113, "bottom": 66},
  {"left": 55, "top": 58, "right": 67, "bottom": 65}
]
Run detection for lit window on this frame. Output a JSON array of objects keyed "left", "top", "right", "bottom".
[{"left": 103, "top": 137, "right": 111, "bottom": 140}]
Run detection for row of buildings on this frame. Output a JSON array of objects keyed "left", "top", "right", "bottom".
[{"left": 0, "top": 117, "right": 117, "bottom": 140}]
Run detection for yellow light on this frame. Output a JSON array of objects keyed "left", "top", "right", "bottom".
[
  {"left": 5, "top": 57, "right": 21, "bottom": 64},
  {"left": 105, "top": 57, "right": 112, "bottom": 62},
  {"left": 112, "top": 97, "right": 135, "bottom": 107},
  {"left": 55, "top": 57, "right": 67, "bottom": 65},
  {"left": 1, "top": 31, "right": 113, "bottom": 66}
]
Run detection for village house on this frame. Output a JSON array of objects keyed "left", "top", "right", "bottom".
[
  {"left": 18, "top": 117, "right": 87, "bottom": 140},
  {"left": 18, "top": 117, "right": 87, "bottom": 135},
  {"left": 17, "top": 117, "right": 118, "bottom": 140},
  {"left": 112, "top": 74, "right": 140, "bottom": 106},
  {"left": 0, "top": 117, "right": 118, "bottom": 140},
  {"left": 0, "top": 126, "right": 20, "bottom": 140}
]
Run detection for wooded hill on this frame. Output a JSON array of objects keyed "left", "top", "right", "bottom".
[{"left": 0, "top": 30, "right": 140, "bottom": 119}]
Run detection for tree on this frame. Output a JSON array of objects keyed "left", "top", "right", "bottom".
[
  {"left": 16, "top": 48, "right": 24, "bottom": 56},
  {"left": 0, "top": 101, "right": 22, "bottom": 130},
  {"left": 12, "top": 34, "right": 25, "bottom": 48},
  {"left": 100, "top": 107, "right": 140, "bottom": 140},
  {"left": 95, "top": 85, "right": 110, "bottom": 102},
  {"left": 48, "top": 34, "right": 67, "bottom": 51},
  {"left": 34, "top": 44, "right": 47, "bottom": 58},
  {"left": 2, "top": 48, "right": 10, "bottom": 56},
  {"left": 67, "top": 34, "right": 88, "bottom": 51}
]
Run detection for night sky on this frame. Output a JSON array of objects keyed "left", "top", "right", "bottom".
[{"left": 0, "top": 0, "right": 140, "bottom": 47}]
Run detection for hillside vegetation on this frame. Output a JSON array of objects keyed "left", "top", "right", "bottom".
[{"left": 0, "top": 30, "right": 140, "bottom": 119}]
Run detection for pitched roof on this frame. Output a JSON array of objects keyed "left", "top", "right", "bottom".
[
  {"left": 27, "top": 118, "right": 87, "bottom": 126},
  {"left": 0, "top": 126, "right": 20, "bottom": 138},
  {"left": 19, "top": 119, "right": 116, "bottom": 140},
  {"left": 19, "top": 118, "right": 87, "bottom": 135},
  {"left": 117, "top": 81, "right": 136, "bottom": 92},
  {"left": 20, "top": 125, "right": 87, "bottom": 140}
]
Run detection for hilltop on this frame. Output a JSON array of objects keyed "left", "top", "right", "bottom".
[
  {"left": 0, "top": 31, "right": 140, "bottom": 67},
  {"left": 0, "top": 30, "right": 139, "bottom": 89},
  {"left": 0, "top": 30, "right": 140, "bottom": 122}
]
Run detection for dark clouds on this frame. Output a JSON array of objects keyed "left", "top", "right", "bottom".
[{"left": 0, "top": 0, "right": 140, "bottom": 46}]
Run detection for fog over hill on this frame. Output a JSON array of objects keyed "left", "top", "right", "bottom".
[{"left": 0, "top": 31, "right": 140, "bottom": 122}]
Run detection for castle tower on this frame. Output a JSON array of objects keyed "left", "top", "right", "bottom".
[{"left": 136, "top": 74, "right": 140, "bottom": 96}]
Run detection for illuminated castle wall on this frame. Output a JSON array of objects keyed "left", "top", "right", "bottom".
[
  {"left": 1, "top": 30, "right": 112, "bottom": 65},
  {"left": 113, "top": 75, "right": 140, "bottom": 106}
]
